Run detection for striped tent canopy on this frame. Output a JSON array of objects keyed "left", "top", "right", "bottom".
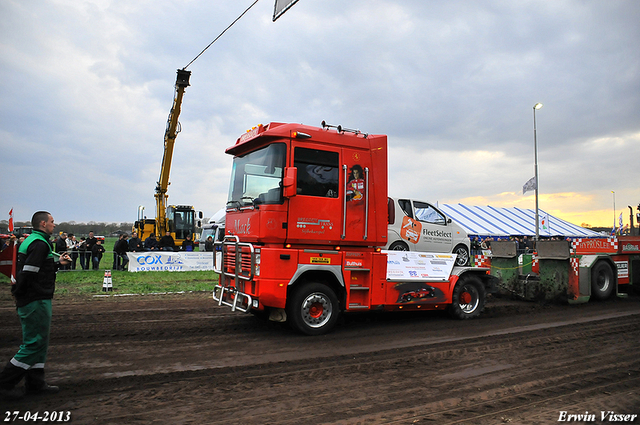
[{"left": 438, "top": 204, "right": 603, "bottom": 239}]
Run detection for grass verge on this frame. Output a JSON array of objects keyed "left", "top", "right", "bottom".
[{"left": 0, "top": 270, "right": 219, "bottom": 302}]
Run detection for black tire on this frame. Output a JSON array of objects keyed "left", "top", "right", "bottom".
[
  {"left": 453, "top": 244, "right": 470, "bottom": 266},
  {"left": 288, "top": 282, "right": 340, "bottom": 335},
  {"left": 448, "top": 275, "right": 485, "bottom": 320},
  {"left": 389, "top": 241, "right": 409, "bottom": 251},
  {"left": 591, "top": 261, "right": 615, "bottom": 300}
]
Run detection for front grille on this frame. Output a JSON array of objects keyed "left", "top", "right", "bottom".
[
  {"left": 215, "top": 236, "right": 256, "bottom": 288},
  {"left": 223, "top": 244, "right": 254, "bottom": 278}
]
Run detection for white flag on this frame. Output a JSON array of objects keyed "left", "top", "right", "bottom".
[
  {"left": 273, "top": 0, "right": 300, "bottom": 21},
  {"left": 523, "top": 176, "right": 536, "bottom": 195},
  {"left": 540, "top": 213, "right": 550, "bottom": 235},
  {"left": 618, "top": 212, "right": 624, "bottom": 234}
]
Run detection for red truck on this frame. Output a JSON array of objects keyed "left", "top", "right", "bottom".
[{"left": 213, "top": 122, "right": 496, "bottom": 334}]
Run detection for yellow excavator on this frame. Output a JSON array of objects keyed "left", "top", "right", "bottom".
[{"left": 134, "top": 69, "right": 202, "bottom": 247}]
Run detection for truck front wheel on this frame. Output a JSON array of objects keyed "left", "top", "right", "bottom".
[
  {"left": 448, "top": 276, "right": 485, "bottom": 320},
  {"left": 288, "top": 283, "right": 340, "bottom": 335},
  {"left": 591, "top": 261, "right": 615, "bottom": 300}
]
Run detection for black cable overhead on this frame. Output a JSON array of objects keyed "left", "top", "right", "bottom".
[{"left": 183, "top": 0, "right": 260, "bottom": 70}]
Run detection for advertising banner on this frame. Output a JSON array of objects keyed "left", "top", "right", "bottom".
[
  {"left": 127, "top": 251, "right": 214, "bottom": 272},
  {"left": 384, "top": 250, "right": 457, "bottom": 281}
]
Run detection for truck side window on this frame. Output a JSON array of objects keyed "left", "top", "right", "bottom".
[
  {"left": 294, "top": 147, "right": 339, "bottom": 198},
  {"left": 413, "top": 201, "right": 446, "bottom": 225}
]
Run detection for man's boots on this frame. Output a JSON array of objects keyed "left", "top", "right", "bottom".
[
  {"left": 0, "top": 362, "right": 26, "bottom": 400},
  {"left": 25, "top": 368, "right": 59, "bottom": 395}
]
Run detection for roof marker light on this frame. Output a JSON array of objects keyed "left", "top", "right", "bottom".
[{"left": 292, "top": 131, "right": 311, "bottom": 139}]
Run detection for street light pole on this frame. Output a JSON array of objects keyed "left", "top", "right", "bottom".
[
  {"left": 533, "top": 103, "right": 543, "bottom": 241},
  {"left": 612, "top": 190, "right": 616, "bottom": 230}
]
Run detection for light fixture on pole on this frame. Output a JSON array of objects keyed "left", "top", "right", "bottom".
[{"left": 533, "top": 102, "right": 543, "bottom": 241}]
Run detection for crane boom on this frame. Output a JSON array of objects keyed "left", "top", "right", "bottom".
[
  {"left": 135, "top": 69, "right": 201, "bottom": 248},
  {"left": 155, "top": 69, "right": 191, "bottom": 234}
]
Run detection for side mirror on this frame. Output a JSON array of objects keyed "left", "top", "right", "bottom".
[{"left": 283, "top": 167, "right": 297, "bottom": 198}]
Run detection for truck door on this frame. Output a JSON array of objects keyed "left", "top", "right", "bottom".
[
  {"left": 342, "top": 148, "right": 372, "bottom": 243},
  {"left": 286, "top": 146, "right": 342, "bottom": 244}
]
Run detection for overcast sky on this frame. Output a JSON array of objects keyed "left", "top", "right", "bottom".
[{"left": 1, "top": 0, "right": 639, "bottom": 228}]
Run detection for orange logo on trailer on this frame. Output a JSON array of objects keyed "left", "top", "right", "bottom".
[{"left": 401, "top": 216, "right": 422, "bottom": 244}]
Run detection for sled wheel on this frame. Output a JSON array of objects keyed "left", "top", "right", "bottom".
[
  {"left": 448, "top": 276, "right": 485, "bottom": 320},
  {"left": 288, "top": 282, "right": 340, "bottom": 335},
  {"left": 591, "top": 261, "right": 615, "bottom": 300}
]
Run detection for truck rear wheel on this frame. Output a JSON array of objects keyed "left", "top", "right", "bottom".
[
  {"left": 591, "top": 261, "right": 615, "bottom": 300},
  {"left": 448, "top": 276, "right": 485, "bottom": 320},
  {"left": 288, "top": 283, "right": 340, "bottom": 335}
]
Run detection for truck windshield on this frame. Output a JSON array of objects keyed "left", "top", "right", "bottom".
[{"left": 227, "top": 143, "right": 286, "bottom": 207}]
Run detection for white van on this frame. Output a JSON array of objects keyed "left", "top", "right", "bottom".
[
  {"left": 386, "top": 197, "right": 470, "bottom": 266},
  {"left": 200, "top": 208, "right": 226, "bottom": 247}
]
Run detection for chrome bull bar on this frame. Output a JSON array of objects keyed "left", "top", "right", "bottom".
[
  {"left": 213, "top": 284, "right": 253, "bottom": 313},
  {"left": 212, "top": 235, "right": 256, "bottom": 313}
]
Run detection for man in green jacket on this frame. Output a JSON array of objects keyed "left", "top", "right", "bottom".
[{"left": 0, "top": 211, "right": 70, "bottom": 400}]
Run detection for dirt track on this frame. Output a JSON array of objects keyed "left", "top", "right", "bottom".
[{"left": 1, "top": 292, "right": 639, "bottom": 424}]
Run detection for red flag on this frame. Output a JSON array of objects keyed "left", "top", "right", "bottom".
[
  {"left": 10, "top": 241, "right": 17, "bottom": 285},
  {"left": 8, "top": 208, "right": 17, "bottom": 284}
]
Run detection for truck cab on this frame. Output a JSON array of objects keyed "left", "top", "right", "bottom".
[{"left": 223, "top": 123, "right": 388, "bottom": 247}]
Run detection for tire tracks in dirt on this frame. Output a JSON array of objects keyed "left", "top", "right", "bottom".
[{"left": 1, "top": 295, "right": 639, "bottom": 424}]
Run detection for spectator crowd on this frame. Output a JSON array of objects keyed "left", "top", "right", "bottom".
[{"left": 1, "top": 230, "right": 212, "bottom": 272}]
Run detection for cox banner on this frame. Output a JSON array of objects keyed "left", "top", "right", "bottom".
[{"left": 127, "top": 251, "right": 214, "bottom": 272}]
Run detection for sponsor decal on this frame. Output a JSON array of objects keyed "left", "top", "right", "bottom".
[
  {"left": 615, "top": 261, "right": 629, "bottom": 279},
  {"left": 297, "top": 218, "right": 334, "bottom": 235},
  {"left": 345, "top": 260, "right": 364, "bottom": 268},
  {"left": 575, "top": 238, "right": 616, "bottom": 252},
  {"left": 423, "top": 229, "right": 453, "bottom": 239},
  {"left": 384, "top": 250, "right": 456, "bottom": 281},
  {"left": 621, "top": 243, "right": 639, "bottom": 252},
  {"left": 401, "top": 216, "right": 421, "bottom": 244}
]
